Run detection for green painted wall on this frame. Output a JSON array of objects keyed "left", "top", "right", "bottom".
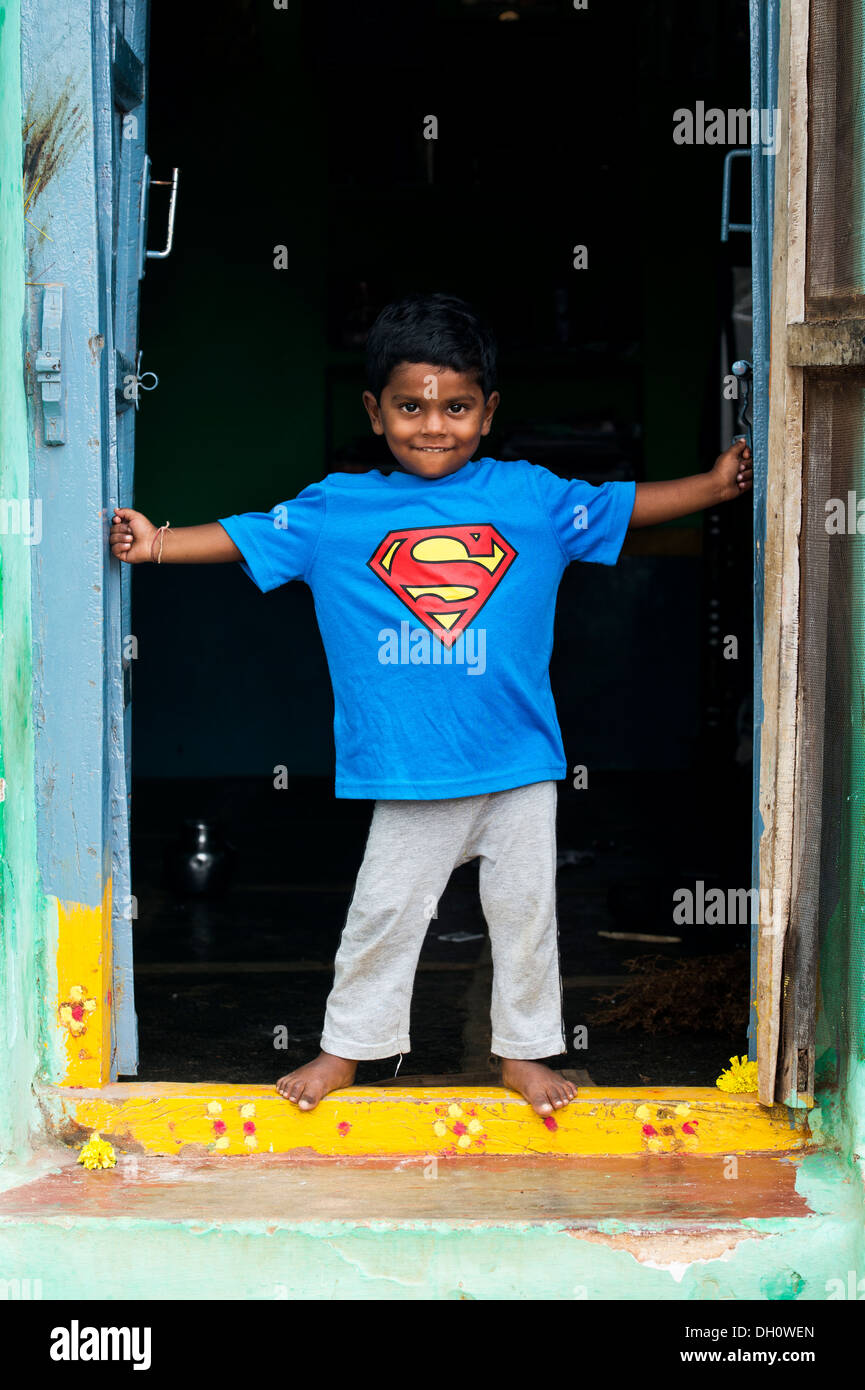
[{"left": 0, "top": 0, "right": 54, "bottom": 1163}]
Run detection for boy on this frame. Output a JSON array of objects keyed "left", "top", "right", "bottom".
[{"left": 111, "top": 292, "right": 752, "bottom": 1118}]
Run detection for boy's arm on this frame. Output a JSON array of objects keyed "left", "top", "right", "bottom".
[
  {"left": 627, "top": 439, "right": 753, "bottom": 529},
  {"left": 110, "top": 508, "right": 242, "bottom": 564}
]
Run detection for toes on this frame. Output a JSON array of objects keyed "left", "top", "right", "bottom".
[
  {"left": 544, "top": 1080, "right": 577, "bottom": 1113},
  {"left": 275, "top": 1074, "right": 304, "bottom": 1102}
]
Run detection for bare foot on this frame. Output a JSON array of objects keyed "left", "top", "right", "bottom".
[
  {"left": 276, "top": 1051, "right": 357, "bottom": 1111},
  {"left": 500, "top": 1058, "right": 578, "bottom": 1117}
]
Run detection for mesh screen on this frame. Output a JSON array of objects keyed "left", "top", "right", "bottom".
[
  {"left": 806, "top": 0, "right": 865, "bottom": 313},
  {"left": 795, "top": 374, "right": 865, "bottom": 1093}
]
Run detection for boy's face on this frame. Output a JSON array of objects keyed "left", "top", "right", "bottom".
[{"left": 362, "top": 361, "right": 500, "bottom": 479}]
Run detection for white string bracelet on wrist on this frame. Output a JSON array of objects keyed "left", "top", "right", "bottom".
[{"left": 152, "top": 521, "right": 171, "bottom": 564}]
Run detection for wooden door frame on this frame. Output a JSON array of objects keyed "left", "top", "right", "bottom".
[
  {"left": 26, "top": 0, "right": 816, "bottom": 1125},
  {"left": 754, "top": 0, "right": 860, "bottom": 1107}
]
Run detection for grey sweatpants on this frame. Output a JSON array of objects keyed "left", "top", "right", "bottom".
[{"left": 320, "top": 779, "right": 565, "bottom": 1061}]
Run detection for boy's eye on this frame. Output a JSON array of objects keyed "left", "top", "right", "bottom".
[
  {"left": 399, "top": 402, "right": 420, "bottom": 413},
  {"left": 448, "top": 403, "right": 467, "bottom": 414}
]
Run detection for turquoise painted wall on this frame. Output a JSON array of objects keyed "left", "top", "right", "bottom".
[{"left": 0, "top": 0, "right": 51, "bottom": 1161}]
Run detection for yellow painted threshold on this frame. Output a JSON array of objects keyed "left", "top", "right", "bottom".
[{"left": 40, "top": 1084, "right": 811, "bottom": 1158}]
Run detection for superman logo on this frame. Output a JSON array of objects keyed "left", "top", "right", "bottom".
[{"left": 367, "top": 523, "right": 517, "bottom": 647}]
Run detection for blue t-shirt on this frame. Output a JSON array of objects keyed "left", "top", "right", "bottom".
[{"left": 218, "top": 456, "right": 635, "bottom": 800}]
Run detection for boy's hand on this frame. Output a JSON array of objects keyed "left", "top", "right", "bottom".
[
  {"left": 110, "top": 507, "right": 159, "bottom": 564},
  {"left": 711, "top": 439, "right": 753, "bottom": 502},
  {"left": 629, "top": 439, "right": 754, "bottom": 528}
]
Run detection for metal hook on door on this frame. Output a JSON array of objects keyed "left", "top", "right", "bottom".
[
  {"left": 132, "top": 349, "right": 159, "bottom": 410},
  {"left": 117, "top": 349, "right": 159, "bottom": 412}
]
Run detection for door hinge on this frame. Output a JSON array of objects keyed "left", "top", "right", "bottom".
[{"left": 111, "top": 25, "right": 145, "bottom": 112}]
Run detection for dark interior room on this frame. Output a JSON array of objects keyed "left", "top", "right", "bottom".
[{"left": 125, "top": 0, "right": 755, "bottom": 1086}]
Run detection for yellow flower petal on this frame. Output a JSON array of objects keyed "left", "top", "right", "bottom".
[
  {"left": 715, "top": 1054, "right": 758, "bottom": 1092},
  {"left": 77, "top": 1133, "right": 116, "bottom": 1169}
]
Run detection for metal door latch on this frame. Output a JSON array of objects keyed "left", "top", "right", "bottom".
[
  {"left": 116, "top": 348, "right": 159, "bottom": 412},
  {"left": 36, "top": 285, "right": 64, "bottom": 445},
  {"left": 731, "top": 358, "right": 753, "bottom": 452}
]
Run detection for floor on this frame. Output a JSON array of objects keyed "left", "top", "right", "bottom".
[{"left": 126, "top": 769, "right": 752, "bottom": 1087}]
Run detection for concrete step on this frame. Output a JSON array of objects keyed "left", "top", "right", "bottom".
[{"left": 0, "top": 1144, "right": 859, "bottom": 1300}]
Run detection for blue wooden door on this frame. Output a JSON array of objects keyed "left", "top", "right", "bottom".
[
  {"left": 20, "top": 0, "right": 165, "bottom": 1081},
  {"left": 105, "top": 0, "right": 151, "bottom": 1077}
]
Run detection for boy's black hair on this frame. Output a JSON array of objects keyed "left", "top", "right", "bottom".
[{"left": 365, "top": 293, "right": 498, "bottom": 400}]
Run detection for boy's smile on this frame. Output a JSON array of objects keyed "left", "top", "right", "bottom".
[{"left": 363, "top": 361, "right": 500, "bottom": 479}]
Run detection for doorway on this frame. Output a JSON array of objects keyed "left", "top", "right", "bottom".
[{"left": 124, "top": 0, "right": 757, "bottom": 1089}]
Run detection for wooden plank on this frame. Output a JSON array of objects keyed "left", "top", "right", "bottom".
[
  {"left": 780, "top": 383, "right": 832, "bottom": 1108},
  {"left": 787, "top": 318, "right": 865, "bottom": 365},
  {"left": 39, "top": 1083, "right": 812, "bottom": 1159},
  {"left": 757, "top": 0, "right": 808, "bottom": 1105},
  {"left": 786, "top": 0, "right": 809, "bottom": 325}
]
